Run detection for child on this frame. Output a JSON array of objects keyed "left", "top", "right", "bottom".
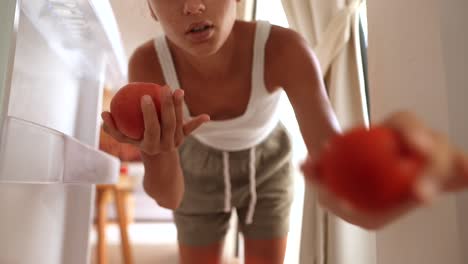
[{"left": 101, "top": 1, "right": 468, "bottom": 263}]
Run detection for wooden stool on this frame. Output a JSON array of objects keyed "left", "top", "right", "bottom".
[{"left": 95, "top": 168, "right": 135, "bottom": 264}]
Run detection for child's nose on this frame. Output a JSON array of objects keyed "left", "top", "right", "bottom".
[{"left": 183, "top": 0, "right": 206, "bottom": 15}]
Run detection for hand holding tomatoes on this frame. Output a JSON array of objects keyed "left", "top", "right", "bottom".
[
  {"left": 101, "top": 82, "right": 210, "bottom": 156},
  {"left": 110, "top": 82, "right": 163, "bottom": 140},
  {"left": 302, "top": 112, "right": 468, "bottom": 229},
  {"left": 309, "top": 126, "right": 424, "bottom": 212}
]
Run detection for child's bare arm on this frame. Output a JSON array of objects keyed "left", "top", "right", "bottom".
[
  {"left": 267, "top": 27, "right": 371, "bottom": 224},
  {"left": 100, "top": 87, "right": 189, "bottom": 209},
  {"left": 101, "top": 46, "right": 209, "bottom": 209},
  {"left": 266, "top": 26, "right": 341, "bottom": 153}
]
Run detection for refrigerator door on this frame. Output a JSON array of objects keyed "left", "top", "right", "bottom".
[
  {"left": 368, "top": 0, "right": 468, "bottom": 263},
  {"left": 0, "top": 0, "right": 127, "bottom": 263}
]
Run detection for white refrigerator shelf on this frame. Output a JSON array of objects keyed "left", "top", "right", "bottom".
[{"left": 0, "top": 116, "right": 119, "bottom": 184}]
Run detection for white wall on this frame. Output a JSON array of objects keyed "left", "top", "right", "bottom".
[{"left": 367, "top": 0, "right": 468, "bottom": 263}]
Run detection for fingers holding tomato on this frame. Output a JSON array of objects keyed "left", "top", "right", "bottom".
[
  {"left": 304, "top": 125, "right": 425, "bottom": 213},
  {"left": 305, "top": 111, "right": 468, "bottom": 218},
  {"left": 102, "top": 82, "right": 210, "bottom": 156}
]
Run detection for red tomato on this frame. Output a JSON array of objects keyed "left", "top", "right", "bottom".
[
  {"left": 110, "top": 82, "right": 162, "bottom": 140},
  {"left": 315, "top": 126, "right": 424, "bottom": 212}
]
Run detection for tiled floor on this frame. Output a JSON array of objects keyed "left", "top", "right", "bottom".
[
  {"left": 89, "top": 223, "right": 179, "bottom": 264},
  {"left": 90, "top": 242, "right": 179, "bottom": 264},
  {"left": 89, "top": 222, "right": 241, "bottom": 264}
]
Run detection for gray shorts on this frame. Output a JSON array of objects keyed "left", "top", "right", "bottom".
[{"left": 174, "top": 123, "right": 294, "bottom": 246}]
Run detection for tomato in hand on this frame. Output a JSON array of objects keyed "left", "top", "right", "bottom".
[
  {"left": 110, "top": 82, "right": 162, "bottom": 140},
  {"left": 314, "top": 126, "right": 424, "bottom": 212}
]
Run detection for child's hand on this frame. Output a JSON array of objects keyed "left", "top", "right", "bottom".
[
  {"left": 101, "top": 86, "right": 210, "bottom": 156},
  {"left": 382, "top": 111, "right": 468, "bottom": 198},
  {"left": 99, "top": 125, "right": 122, "bottom": 157},
  {"left": 301, "top": 111, "right": 468, "bottom": 229}
]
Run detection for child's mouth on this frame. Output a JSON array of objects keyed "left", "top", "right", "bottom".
[
  {"left": 185, "top": 22, "right": 215, "bottom": 42},
  {"left": 186, "top": 21, "right": 214, "bottom": 34},
  {"left": 188, "top": 25, "right": 214, "bottom": 34}
]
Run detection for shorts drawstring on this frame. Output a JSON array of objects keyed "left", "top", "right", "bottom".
[
  {"left": 223, "top": 151, "right": 231, "bottom": 213},
  {"left": 245, "top": 147, "right": 257, "bottom": 225},
  {"left": 222, "top": 148, "right": 257, "bottom": 225}
]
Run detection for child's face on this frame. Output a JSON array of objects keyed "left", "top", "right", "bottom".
[{"left": 148, "top": 0, "right": 239, "bottom": 57}]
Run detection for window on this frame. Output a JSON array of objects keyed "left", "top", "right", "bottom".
[{"left": 255, "top": 0, "right": 289, "bottom": 27}]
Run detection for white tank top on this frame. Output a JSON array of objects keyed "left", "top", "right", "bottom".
[{"left": 154, "top": 21, "right": 282, "bottom": 151}]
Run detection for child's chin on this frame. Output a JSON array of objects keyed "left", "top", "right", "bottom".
[{"left": 188, "top": 45, "right": 221, "bottom": 57}]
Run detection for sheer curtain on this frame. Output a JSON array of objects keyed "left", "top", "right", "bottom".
[{"left": 280, "top": 0, "right": 376, "bottom": 264}]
